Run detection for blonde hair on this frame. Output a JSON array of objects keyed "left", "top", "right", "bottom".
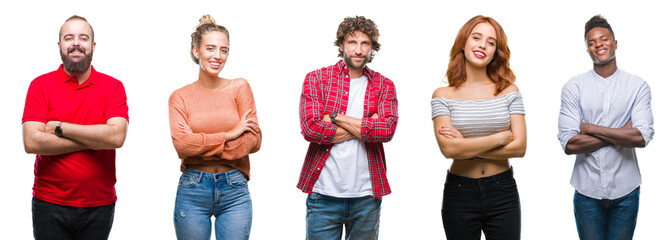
[{"left": 190, "top": 14, "right": 229, "bottom": 64}]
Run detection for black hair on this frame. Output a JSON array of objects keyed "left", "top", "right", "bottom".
[{"left": 584, "top": 15, "right": 614, "bottom": 39}]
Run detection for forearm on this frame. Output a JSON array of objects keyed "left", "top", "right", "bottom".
[
  {"left": 23, "top": 121, "right": 88, "bottom": 155},
  {"left": 60, "top": 118, "right": 128, "bottom": 149},
  {"left": 218, "top": 131, "right": 262, "bottom": 160},
  {"left": 332, "top": 127, "right": 356, "bottom": 143},
  {"left": 584, "top": 124, "right": 645, "bottom": 148},
  {"left": 25, "top": 132, "right": 88, "bottom": 155},
  {"left": 436, "top": 134, "right": 508, "bottom": 159},
  {"left": 564, "top": 134, "right": 610, "bottom": 155},
  {"left": 334, "top": 114, "right": 362, "bottom": 139},
  {"left": 477, "top": 139, "right": 526, "bottom": 160}
]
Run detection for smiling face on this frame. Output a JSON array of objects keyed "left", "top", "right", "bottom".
[
  {"left": 341, "top": 31, "right": 372, "bottom": 71},
  {"left": 463, "top": 22, "right": 497, "bottom": 69},
  {"left": 192, "top": 31, "right": 229, "bottom": 77},
  {"left": 586, "top": 27, "right": 617, "bottom": 65},
  {"left": 58, "top": 19, "right": 95, "bottom": 73}
]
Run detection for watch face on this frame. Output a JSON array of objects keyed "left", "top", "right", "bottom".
[{"left": 55, "top": 126, "right": 63, "bottom": 137}]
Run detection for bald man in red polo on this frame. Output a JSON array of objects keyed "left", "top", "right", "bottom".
[{"left": 22, "top": 15, "right": 128, "bottom": 240}]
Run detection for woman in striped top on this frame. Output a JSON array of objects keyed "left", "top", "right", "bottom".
[{"left": 431, "top": 16, "right": 527, "bottom": 240}]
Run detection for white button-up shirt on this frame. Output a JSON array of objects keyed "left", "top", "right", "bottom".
[{"left": 558, "top": 69, "right": 654, "bottom": 200}]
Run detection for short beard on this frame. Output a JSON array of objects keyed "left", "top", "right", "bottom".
[
  {"left": 343, "top": 50, "right": 370, "bottom": 70},
  {"left": 60, "top": 48, "right": 93, "bottom": 73}
]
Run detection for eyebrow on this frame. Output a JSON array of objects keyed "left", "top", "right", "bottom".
[
  {"left": 204, "top": 44, "right": 229, "bottom": 48},
  {"left": 472, "top": 32, "right": 497, "bottom": 42}
]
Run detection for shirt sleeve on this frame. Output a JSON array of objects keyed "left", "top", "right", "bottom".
[
  {"left": 508, "top": 92, "right": 525, "bottom": 115},
  {"left": 299, "top": 71, "right": 337, "bottom": 145},
  {"left": 22, "top": 80, "right": 48, "bottom": 123},
  {"left": 431, "top": 98, "right": 450, "bottom": 119},
  {"left": 557, "top": 80, "right": 582, "bottom": 151},
  {"left": 631, "top": 81, "right": 654, "bottom": 146},
  {"left": 105, "top": 81, "right": 129, "bottom": 121},
  {"left": 361, "top": 77, "right": 398, "bottom": 143}
]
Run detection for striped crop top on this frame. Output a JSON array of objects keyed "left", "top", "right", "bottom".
[{"left": 431, "top": 91, "right": 525, "bottom": 138}]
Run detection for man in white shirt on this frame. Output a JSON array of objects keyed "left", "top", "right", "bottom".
[{"left": 557, "top": 15, "right": 654, "bottom": 240}]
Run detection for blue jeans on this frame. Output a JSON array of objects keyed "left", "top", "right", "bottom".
[
  {"left": 32, "top": 197, "right": 115, "bottom": 240},
  {"left": 574, "top": 187, "right": 640, "bottom": 240},
  {"left": 441, "top": 168, "right": 521, "bottom": 240},
  {"left": 305, "top": 192, "right": 382, "bottom": 240},
  {"left": 174, "top": 168, "right": 252, "bottom": 240}
]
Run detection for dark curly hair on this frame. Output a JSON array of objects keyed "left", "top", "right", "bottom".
[
  {"left": 584, "top": 15, "right": 614, "bottom": 39},
  {"left": 334, "top": 16, "right": 381, "bottom": 62},
  {"left": 446, "top": 15, "right": 515, "bottom": 95}
]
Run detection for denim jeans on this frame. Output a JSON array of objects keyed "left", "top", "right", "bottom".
[
  {"left": 574, "top": 187, "right": 640, "bottom": 240},
  {"left": 174, "top": 168, "right": 252, "bottom": 240},
  {"left": 441, "top": 168, "right": 521, "bottom": 240},
  {"left": 32, "top": 197, "right": 115, "bottom": 240},
  {"left": 305, "top": 192, "right": 382, "bottom": 240}
]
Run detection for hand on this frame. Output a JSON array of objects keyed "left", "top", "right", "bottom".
[
  {"left": 45, "top": 121, "right": 60, "bottom": 135},
  {"left": 623, "top": 122, "right": 633, "bottom": 128},
  {"left": 580, "top": 123, "right": 595, "bottom": 135},
  {"left": 495, "top": 131, "right": 514, "bottom": 146},
  {"left": 371, "top": 113, "right": 379, "bottom": 119},
  {"left": 322, "top": 114, "right": 332, "bottom": 123},
  {"left": 178, "top": 121, "right": 193, "bottom": 133},
  {"left": 228, "top": 108, "right": 259, "bottom": 141},
  {"left": 439, "top": 126, "right": 463, "bottom": 139}
]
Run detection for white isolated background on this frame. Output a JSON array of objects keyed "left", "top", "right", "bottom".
[{"left": 0, "top": 0, "right": 666, "bottom": 239}]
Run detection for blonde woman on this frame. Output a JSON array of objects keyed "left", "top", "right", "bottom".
[{"left": 169, "top": 15, "right": 261, "bottom": 240}]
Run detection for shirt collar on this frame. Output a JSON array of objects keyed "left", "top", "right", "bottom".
[
  {"left": 336, "top": 60, "right": 374, "bottom": 81},
  {"left": 57, "top": 64, "right": 98, "bottom": 85}
]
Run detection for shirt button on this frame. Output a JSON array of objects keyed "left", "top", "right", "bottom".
[{"left": 345, "top": 92, "right": 348, "bottom": 95}]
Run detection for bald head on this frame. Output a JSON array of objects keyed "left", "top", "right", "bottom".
[{"left": 59, "top": 15, "right": 94, "bottom": 42}]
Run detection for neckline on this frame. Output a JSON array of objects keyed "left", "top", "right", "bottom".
[{"left": 433, "top": 91, "right": 519, "bottom": 102}]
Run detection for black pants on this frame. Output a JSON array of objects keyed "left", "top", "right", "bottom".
[
  {"left": 441, "top": 168, "right": 521, "bottom": 240},
  {"left": 32, "top": 197, "right": 115, "bottom": 240}
]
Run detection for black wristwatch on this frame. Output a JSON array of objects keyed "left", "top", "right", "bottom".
[
  {"left": 329, "top": 112, "right": 338, "bottom": 125},
  {"left": 55, "top": 122, "right": 64, "bottom": 138}
]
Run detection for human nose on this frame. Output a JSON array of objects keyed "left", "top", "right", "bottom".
[
  {"left": 477, "top": 40, "right": 486, "bottom": 49},
  {"left": 213, "top": 49, "right": 222, "bottom": 59},
  {"left": 353, "top": 43, "right": 363, "bottom": 55}
]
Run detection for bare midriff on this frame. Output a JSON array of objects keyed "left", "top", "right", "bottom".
[
  {"left": 187, "top": 164, "right": 234, "bottom": 174},
  {"left": 449, "top": 158, "right": 510, "bottom": 178}
]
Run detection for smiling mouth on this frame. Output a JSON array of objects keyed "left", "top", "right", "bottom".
[{"left": 473, "top": 51, "right": 486, "bottom": 58}]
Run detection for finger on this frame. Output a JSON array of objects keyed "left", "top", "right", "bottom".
[
  {"left": 244, "top": 125, "right": 257, "bottom": 134},
  {"left": 242, "top": 108, "right": 253, "bottom": 119}
]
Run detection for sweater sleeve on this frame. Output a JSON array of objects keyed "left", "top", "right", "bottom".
[
  {"left": 218, "top": 79, "right": 262, "bottom": 159},
  {"left": 169, "top": 90, "right": 229, "bottom": 159}
]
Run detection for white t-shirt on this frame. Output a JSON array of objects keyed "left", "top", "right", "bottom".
[{"left": 312, "top": 75, "right": 372, "bottom": 198}]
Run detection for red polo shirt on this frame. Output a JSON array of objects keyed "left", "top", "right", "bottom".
[{"left": 22, "top": 65, "right": 129, "bottom": 207}]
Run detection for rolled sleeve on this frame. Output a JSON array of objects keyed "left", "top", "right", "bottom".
[
  {"left": 557, "top": 80, "right": 582, "bottom": 150},
  {"left": 631, "top": 82, "right": 654, "bottom": 146}
]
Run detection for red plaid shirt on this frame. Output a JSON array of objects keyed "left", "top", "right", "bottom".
[{"left": 298, "top": 60, "right": 398, "bottom": 198}]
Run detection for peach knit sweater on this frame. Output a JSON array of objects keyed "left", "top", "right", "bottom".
[{"left": 168, "top": 79, "right": 261, "bottom": 179}]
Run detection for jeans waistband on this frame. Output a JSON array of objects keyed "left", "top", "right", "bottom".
[
  {"left": 447, "top": 167, "right": 514, "bottom": 186},
  {"left": 182, "top": 168, "right": 244, "bottom": 182}
]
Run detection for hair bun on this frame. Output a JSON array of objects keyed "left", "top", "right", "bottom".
[{"left": 198, "top": 14, "right": 216, "bottom": 26}]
